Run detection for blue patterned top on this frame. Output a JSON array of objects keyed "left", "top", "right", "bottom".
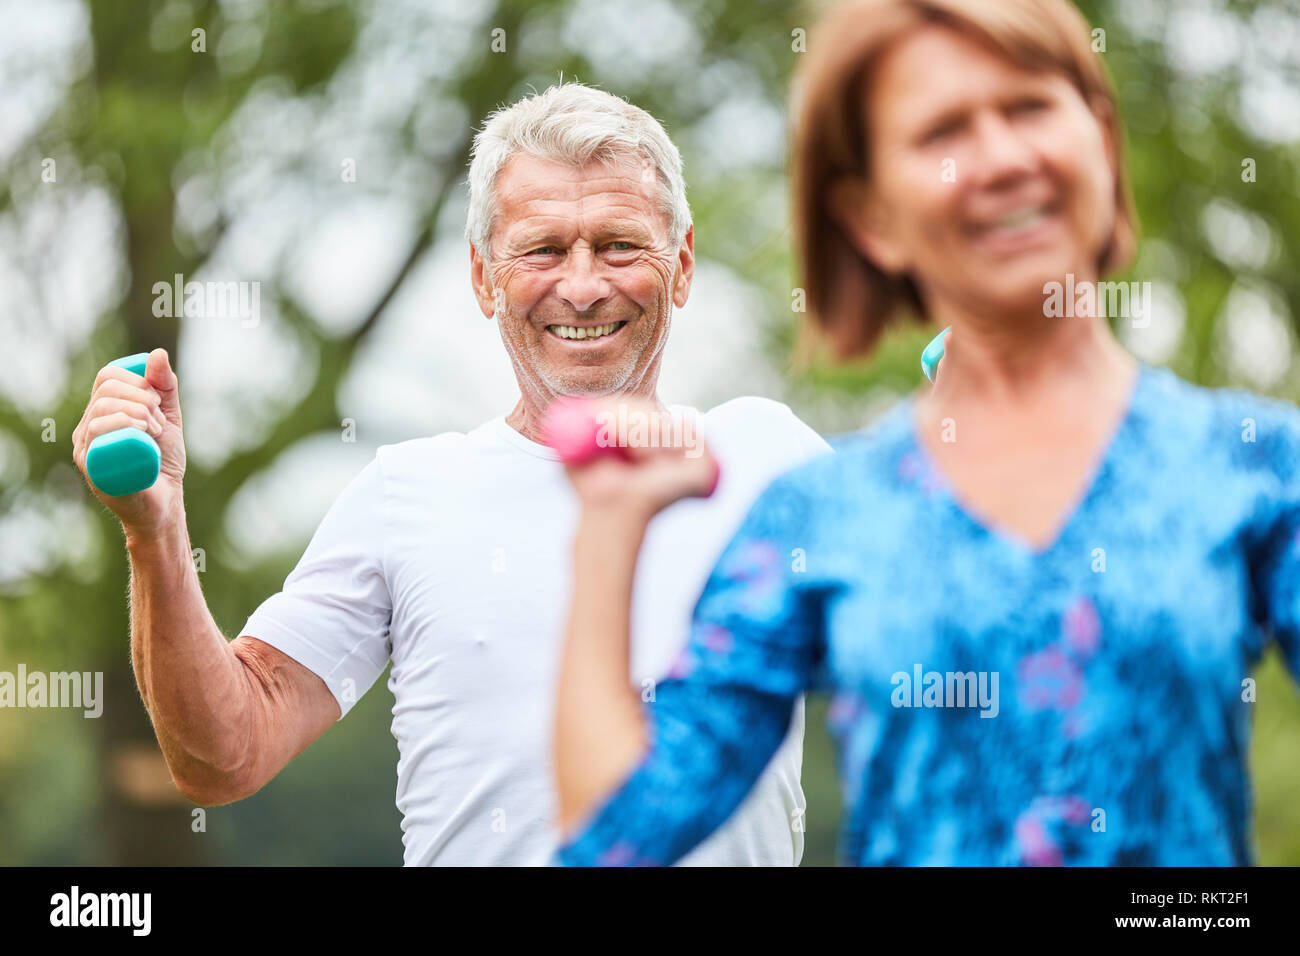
[{"left": 557, "top": 364, "right": 1300, "bottom": 865}]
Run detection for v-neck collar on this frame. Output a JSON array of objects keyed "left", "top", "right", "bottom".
[{"left": 901, "top": 362, "right": 1150, "bottom": 559}]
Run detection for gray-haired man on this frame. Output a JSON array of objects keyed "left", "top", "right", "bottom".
[{"left": 75, "top": 82, "right": 828, "bottom": 865}]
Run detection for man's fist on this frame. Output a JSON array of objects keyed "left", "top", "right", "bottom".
[{"left": 72, "top": 348, "right": 187, "bottom": 537}]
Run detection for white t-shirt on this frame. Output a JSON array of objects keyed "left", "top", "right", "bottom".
[{"left": 239, "top": 396, "right": 831, "bottom": 865}]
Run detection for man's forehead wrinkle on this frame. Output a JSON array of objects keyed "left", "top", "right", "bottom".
[
  {"left": 511, "top": 211, "right": 655, "bottom": 234},
  {"left": 510, "top": 192, "right": 656, "bottom": 213},
  {"left": 500, "top": 195, "right": 666, "bottom": 248},
  {"left": 501, "top": 177, "right": 658, "bottom": 211}
]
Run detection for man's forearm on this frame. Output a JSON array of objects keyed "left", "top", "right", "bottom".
[
  {"left": 125, "top": 513, "right": 253, "bottom": 800},
  {"left": 555, "top": 506, "right": 653, "bottom": 832}
]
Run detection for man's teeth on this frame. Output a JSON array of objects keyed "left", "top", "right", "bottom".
[{"left": 550, "top": 322, "right": 623, "bottom": 340}]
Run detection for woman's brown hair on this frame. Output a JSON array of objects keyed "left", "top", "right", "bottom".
[{"left": 792, "top": 0, "right": 1139, "bottom": 361}]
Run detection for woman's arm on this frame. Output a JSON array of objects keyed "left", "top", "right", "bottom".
[
  {"left": 1243, "top": 404, "right": 1300, "bottom": 682},
  {"left": 552, "top": 398, "right": 825, "bottom": 864},
  {"left": 554, "top": 504, "right": 655, "bottom": 831}
]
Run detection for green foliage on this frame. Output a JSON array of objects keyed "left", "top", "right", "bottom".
[{"left": 0, "top": 0, "right": 1295, "bottom": 866}]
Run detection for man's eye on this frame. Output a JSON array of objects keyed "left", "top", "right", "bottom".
[
  {"left": 530, "top": 247, "right": 558, "bottom": 255},
  {"left": 606, "top": 242, "right": 635, "bottom": 251}
]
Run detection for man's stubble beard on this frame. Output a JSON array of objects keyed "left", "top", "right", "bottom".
[{"left": 510, "top": 309, "right": 671, "bottom": 398}]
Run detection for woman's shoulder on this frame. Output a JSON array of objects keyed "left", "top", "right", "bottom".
[
  {"left": 755, "top": 396, "right": 917, "bottom": 500},
  {"left": 1137, "top": 363, "right": 1300, "bottom": 473},
  {"left": 1140, "top": 363, "right": 1300, "bottom": 426},
  {"left": 726, "top": 399, "right": 915, "bottom": 549},
  {"left": 828, "top": 396, "right": 917, "bottom": 452}
]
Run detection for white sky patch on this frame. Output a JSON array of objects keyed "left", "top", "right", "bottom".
[
  {"left": 0, "top": 0, "right": 88, "bottom": 162},
  {"left": 283, "top": 197, "right": 420, "bottom": 336},
  {"left": 1112, "top": 0, "right": 1170, "bottom": 45},
  {"left": 1247, "top": 4, "right": 1300, "bottom": 67},
  {"left": 1165, "top": 1, "right": 1241, "bottom": 76},
  {"left": 223, "top": 432, "right": 376, "bottom": 570},
  {"left": 562, "top": 0, "right": 700, "bottom": 86},
  {"left": 177, "top": 292, "right": 317, "bottom": 469},
  {"left": 689, "top": 93, "right": 786, "bottom": 174},
  {"left": 0, "top": 487, "right": 97, "bottom": 593},
  {"left": 0, "top": 183, "right": 127, "bottom": 413},
  {"left": 1236, "top": 72, "right": 1300, "bottom": 143},
  {"left": 1216, "top": 279, "right": 1294, "bottom": 389},
  {"left": 1119, "top": 280, "right": 1186, "bottom": 366},
  {"left": 1200, "top": 197, "right": 1279, "bottom": 272}
]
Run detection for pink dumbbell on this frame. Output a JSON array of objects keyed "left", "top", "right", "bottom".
[
  {"left": 541, "top": 396, "right": 721, "bottom": 497},
  {"left": 541, "top": 396, "right": 633, "bottom": 466}
]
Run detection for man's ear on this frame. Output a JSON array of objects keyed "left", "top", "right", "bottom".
[
  {"left": 827, "top": 175, "right": 908, "bottom": 275},
  {"left": 672, "top": 224, "right": 695, "bottom": 309},
  {"left": 469, "top": 240, "right": 497, "bottom": 319}
]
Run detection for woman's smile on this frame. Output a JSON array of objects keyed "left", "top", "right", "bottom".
[{"left": 964, "top": 199, "right": 1065, "bottom": 258}]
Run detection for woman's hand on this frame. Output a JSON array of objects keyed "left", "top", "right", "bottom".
[
  {"left": 547, "top": 394, "right": 718, "bottom": 834},
  {"left": 550, "top": 395, "right": 720, "bottom": 526}
]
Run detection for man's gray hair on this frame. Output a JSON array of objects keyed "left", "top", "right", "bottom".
[{"left": 464, "top": 82, "right": 691, "bottom": 270}]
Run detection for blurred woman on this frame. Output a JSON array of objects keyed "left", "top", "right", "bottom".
[{"left": 552, "top": 0, "right": 1300, "bottom": 865}]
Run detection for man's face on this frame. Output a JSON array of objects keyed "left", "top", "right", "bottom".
[{"left": 471, "top": 153, "right": 693, "bottom": 401}]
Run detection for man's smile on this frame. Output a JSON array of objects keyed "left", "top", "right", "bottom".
[{"left": 545, "top": 320, "right": 629, "bottom": 343}]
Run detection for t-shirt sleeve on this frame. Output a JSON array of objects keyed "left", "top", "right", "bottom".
[
  {"left": 784, "top": 404, "right": 834, "bottom": 461},
  {"left": 238, "top": 453, "right": 393, "bottom": 719},
  {"left": 556, "top": 469, "right": 828, "bottom": 866},
  {"left": 1243, "top": 401, "right": 1300, "bottom": 681}
]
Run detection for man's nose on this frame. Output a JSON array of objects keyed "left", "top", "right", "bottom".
[
  {"left": 554, "top": 246, "right": 612, "bottom": 314},
  {"left": 967, "top": 111, "right": 1038, "bottom": 187}
]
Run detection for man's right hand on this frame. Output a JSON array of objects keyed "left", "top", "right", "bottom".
[
  {"left": 72, "top": 347, "right": 187, "bottom": 537},
  {"left": 68, "top": 347, "right": 339, "bottom": 805}
]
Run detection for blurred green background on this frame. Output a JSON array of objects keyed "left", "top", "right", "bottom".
[{"left": 1, "top": 0, "right": 1297, "bottom": 865}]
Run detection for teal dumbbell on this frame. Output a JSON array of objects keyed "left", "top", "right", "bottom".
[
  {"left": 921, "top": 326, "right": 950, "bottom": 384},
  {"left": 85, "top": 353, "right": 161, "bottom": 496}
]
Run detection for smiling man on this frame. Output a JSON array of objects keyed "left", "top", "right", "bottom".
[
  {"left": 79, "top": 81, "right": 829, "bottom": 865},
  {"left": 475, "top": 146, "right": 681, "bottom": 437}
]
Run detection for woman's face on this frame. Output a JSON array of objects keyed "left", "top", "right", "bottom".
[{"left": 849, "top": 23, "right": 1119, "bottom": 321}]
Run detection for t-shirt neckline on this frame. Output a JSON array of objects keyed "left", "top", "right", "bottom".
[{"left": 486, "top": 417, "right": 560, "bottom": 461}]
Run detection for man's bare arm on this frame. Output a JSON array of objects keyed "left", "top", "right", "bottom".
[
  {"left": 74, "top": 350, "right": 339, "bottom": 804},
  {"left": 126, "top": 514, "right": 340, "bottom": 804}
]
